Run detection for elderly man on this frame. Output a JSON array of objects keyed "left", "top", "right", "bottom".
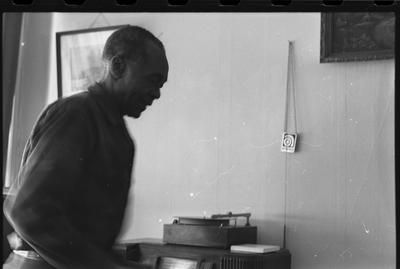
[{"left": 4, "top": 25, "right": 169, "bottom": 269}]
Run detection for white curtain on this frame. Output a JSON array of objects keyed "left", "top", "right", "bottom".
[
  {"left": 3, "top": 13, "right": 25, "bottom": 190},
  {"left": 3, "top": 13, "right": 54, "bottom": 190}
]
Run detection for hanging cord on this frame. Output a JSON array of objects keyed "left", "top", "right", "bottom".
[
  {"left": 283, "top": 41, "right": 298, "bottom": 134},
  {"left": 283, "top": 40, "right": 298, "bottom": 249},
  {"left": 88, "top": 13, "right": 111, "bottom": 29}
]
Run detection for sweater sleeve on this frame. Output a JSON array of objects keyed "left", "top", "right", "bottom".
[{"left": 3, "top": 104, "right": 146, "bottom": 269}]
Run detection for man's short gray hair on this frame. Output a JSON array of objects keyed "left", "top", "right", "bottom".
[{"left": 102, "top": 25, "right": 165, "bottom": 64}]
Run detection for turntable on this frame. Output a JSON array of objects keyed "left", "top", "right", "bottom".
[{"left": 163, "top": 212, "right": 257, "bottom": 248}]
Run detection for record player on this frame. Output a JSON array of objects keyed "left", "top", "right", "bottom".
[
  {"left": 113, "top": 212, "right": 291, "bottom": 269},
  {"left": 163, "top": 212, "right": 257, "bottom": 248}
]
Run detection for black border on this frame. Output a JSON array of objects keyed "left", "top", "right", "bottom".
[
  {"left": 0, "top": 0, "right": 399, "bottom": 12},
  {"left": 1, "top": 1, "right": 398, "bottom": 268}
]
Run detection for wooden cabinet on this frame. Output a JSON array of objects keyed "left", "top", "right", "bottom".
[{"left": 113, "top": 239, "right": 291, "bottom": 269}]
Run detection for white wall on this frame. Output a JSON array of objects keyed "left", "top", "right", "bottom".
[{"left": 22, "top": 12, "right": 396, "bottom": 269}]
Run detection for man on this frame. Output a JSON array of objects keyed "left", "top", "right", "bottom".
[{"left": 3, "top": 25, "right": 169, "bottom": 269}]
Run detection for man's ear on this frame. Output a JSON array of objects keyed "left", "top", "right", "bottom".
[{"left": 109, "top": 55, "right": 125, "bottom": 79}]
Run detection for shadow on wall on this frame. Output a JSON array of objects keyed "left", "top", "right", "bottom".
[{"left": 247, "top": 214, "right": 285, "bottom": 247}]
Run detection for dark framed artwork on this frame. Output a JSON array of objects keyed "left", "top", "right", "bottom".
[
  {"left": 320, "top": 13, "right": 395, "bottom": 63},
  {"left": 56, "top": 25, "right": 129, "bottom": 97}
]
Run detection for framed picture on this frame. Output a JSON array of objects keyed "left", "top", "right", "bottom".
[
  {"left": 56, "top": 25, "right": 129, "bottom": 97},
  {"left": 320, "top": 13, "right": 395, "bottom": 63}
]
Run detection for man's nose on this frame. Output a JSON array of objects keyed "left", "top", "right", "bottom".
[{"left": 152, "top": 88, "right": 161, "bottom": 100}]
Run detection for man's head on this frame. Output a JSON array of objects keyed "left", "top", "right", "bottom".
[{"left": 101, "top": 26, "right": 169, "bottom": 118}]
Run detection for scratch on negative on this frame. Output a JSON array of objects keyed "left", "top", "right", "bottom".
[
  {"left": 192, "top": 190, "right": 204, "bottom": 198},
  {"left": 190, "top": 137, "right": 217, "bottom": 147},
  {"left": 340, "top": 250, "right": 352, "bottom": 260},
  {"left": 362, "top": 221, "right": 370, "bottom": 234},
  {"left": 316, "top": 91, "right": 333, "bottom": 101},
  {"left": 250, "top": 140, "right": 281, "bottom": 148},
  {"left": 300, "top": 141, "right": 323, "bottom": 147},
  {"left": 207, "top": 165, "right": 236, "bottom": 185}
]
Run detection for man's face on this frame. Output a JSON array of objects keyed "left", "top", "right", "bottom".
[{"left": 118, "top": 42, "right": 169, "bottom": 118}]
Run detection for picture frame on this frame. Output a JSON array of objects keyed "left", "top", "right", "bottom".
[
  {"left": 320, "top": 13, "right": 395, "bottom": 63},
  {"left": 56, "top": 25, "right": 129, "bottom": 97}
]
